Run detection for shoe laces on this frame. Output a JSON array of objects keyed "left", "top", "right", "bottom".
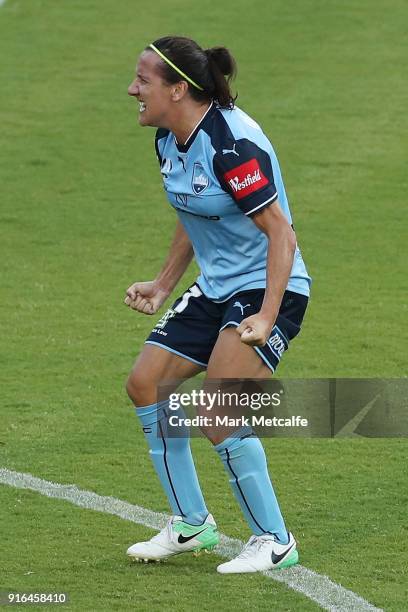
[
  {"left": 149, "top": 516, "right": 181, "bottom": 544},
  {"left": 236, "top": 535, "right": 274, "bottom": 559}
]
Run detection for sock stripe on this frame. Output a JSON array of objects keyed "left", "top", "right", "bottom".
[
  {"left": 158, "top": 419, "right": 184, "bottom": 518},
  {"left": 225, "top": 447, "right": 272, "bottom": 535}
]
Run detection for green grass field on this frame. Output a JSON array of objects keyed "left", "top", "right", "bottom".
[{"left": 1, "top": 0, "right": 407, "bottom": 610}]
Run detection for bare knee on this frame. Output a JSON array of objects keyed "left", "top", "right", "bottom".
[
  {"left": 126, "top": 367, "right": 157, "bottom": 407},
  {"left": 125, "top": 344, "right": 203, "bottom": 407},
  {"left": 199, "top": 425, "right": 226, "bottom": 446}
]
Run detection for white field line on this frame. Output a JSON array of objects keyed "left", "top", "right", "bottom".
[{"left": 1, "top": 468, "right": 382, "bottom": 612}]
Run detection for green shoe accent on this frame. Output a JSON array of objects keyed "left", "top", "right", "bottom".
[
  {"left": 173, "top": 520, "right": 206, "bottom": 537},
  {"left": 275, "top": 549, "right": 299, "bottom": 570},
  {"left": 173, "top": 520, "right": 219, "bottom": 551},
  {"left": 193, "top": 541, "right": 218, "bottom": 554},
  {"left": 196, "top": 526, "right": 219, "bottom": 550}
]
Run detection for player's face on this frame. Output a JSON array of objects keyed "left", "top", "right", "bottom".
[{"left": 128, "top": 51, "right": 174, "bottom": 128}]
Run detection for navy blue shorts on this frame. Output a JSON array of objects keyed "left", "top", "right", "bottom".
[{"left": 145, "top": 285, "right": 308, "bottom": 372}]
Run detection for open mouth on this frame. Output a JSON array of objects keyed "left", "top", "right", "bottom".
[{"left": 139, "top": 101, "right": 146, "bottom": 113}]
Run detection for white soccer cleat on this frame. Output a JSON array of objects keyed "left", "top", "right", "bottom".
[
  {"left": 217, "top": 532, "right": 298, "bottom": 574},
  {"left": 126, "top": 514, "right": 219, "bottom": 562}
]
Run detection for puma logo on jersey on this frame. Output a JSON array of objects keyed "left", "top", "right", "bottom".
[
  {"left": 161, "top": 158, "right": 172, "bottom": 177},
  {"left": 178, "top": 156, "right": 187, "bottom": 172},
  {"left": 222, "top": 143, "right": 239, "bottom": 156},
  {"left": 233, "top": 301, "right": 251, "bottom": 315}
]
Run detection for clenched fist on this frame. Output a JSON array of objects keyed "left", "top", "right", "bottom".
[
  {"left": 236, "top": 313, "right": 274, "bottom": 347},
  {"left": 124, "top": 280, "right": 169, "bottom": 315}
]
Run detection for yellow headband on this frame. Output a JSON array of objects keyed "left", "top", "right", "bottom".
[{"left": 149, "top": 43, "right": 204, "bottom": 91}]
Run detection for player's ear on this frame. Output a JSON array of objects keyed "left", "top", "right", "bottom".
[{"left": 171, "top": 81, "right": 189, "bottom": 102}]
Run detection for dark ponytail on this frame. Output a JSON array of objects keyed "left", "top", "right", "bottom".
[
  {"left": 147, "top": 36, "right": 237, "bottom": 109},
  {"left": 204, "top": 47, "right": 237, "bottom": 108}
]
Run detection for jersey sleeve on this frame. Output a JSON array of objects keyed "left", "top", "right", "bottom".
[{"left": 212, "top": 138, "right": 278, "bottom": 216}]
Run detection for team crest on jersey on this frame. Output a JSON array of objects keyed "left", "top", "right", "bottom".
[{"left": 192, "top": 163, "right": 209, "bottom": 194}]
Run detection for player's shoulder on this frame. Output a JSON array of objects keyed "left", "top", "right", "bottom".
[
  {"left": 206, "top": 105, "right": 271, "bottom": 154},
  {"left": 218, "top": 106, "right": 266, "bottom": 140}
]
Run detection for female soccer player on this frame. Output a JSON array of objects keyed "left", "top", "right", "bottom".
[{"left": 125, "top": 36, "right": 311, "bottom": 574}]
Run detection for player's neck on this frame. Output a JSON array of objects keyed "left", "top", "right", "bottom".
[{"left": 169, "top": 101, "right": 212, "bottom": 146}]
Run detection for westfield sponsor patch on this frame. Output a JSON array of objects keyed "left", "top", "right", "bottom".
[{"left": 223, "top": 158, "right": 268, "bottom": 200}]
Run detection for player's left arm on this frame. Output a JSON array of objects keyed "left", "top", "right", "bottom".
[
  {"left": 213, "top": 134, "right": 296, "bottom": 345},
  {"left": 237, "top": 203, "right": 296, "bottom": 346}
]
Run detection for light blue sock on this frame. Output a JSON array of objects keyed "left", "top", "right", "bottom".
[
  {"left": 215, "top": 429, "right": 288, "bottom": 542},
  {"left": 136, "top": 401, "right": 208, "bottom": 526}
]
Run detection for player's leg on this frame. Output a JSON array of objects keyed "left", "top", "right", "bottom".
[
  {"left": 126, "top": 344, "right": 218, "bottom": 561},
  {"left": 126, "top": 340, "right": 203, "bottom": 407},
  {"left": 206, "top": 329, "right": 289, "bottom": 532},
  {"left": 204, "top": 289, "right": 308, "bottom": 573},
  {"left": 126, "top": 285, "right": 221, "bottom": 561},
  {"left": 204, "top": 329, "right": 297, "bottom": 572}
]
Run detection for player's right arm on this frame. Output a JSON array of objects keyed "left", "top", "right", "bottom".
[{"left": 124, "top": 221, "right": 194, "bottom": 315}]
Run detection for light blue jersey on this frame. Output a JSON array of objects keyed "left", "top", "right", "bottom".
[{"left": 155, "top": 103, "right": 311, "bottom": 301}]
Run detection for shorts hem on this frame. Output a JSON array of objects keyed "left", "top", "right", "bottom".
[
  {"left": 219, "top": 322, "right": 276, "bottom": 373},
  {"left": 219, "top": 320, "right": 240, "bottom": 332},
  {"left": 144, "top": 341, "right": 208, "bottom": 367},
  {"left": 254, "top": 347, "right": 276, "bottom": 373},
  {"left": 274, "top": 324, "right": 289, "bottom": 346}
]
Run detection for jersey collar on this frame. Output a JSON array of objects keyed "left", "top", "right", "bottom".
[{"left": 174, "top": 102, "right": 215, "bottom": 153}]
